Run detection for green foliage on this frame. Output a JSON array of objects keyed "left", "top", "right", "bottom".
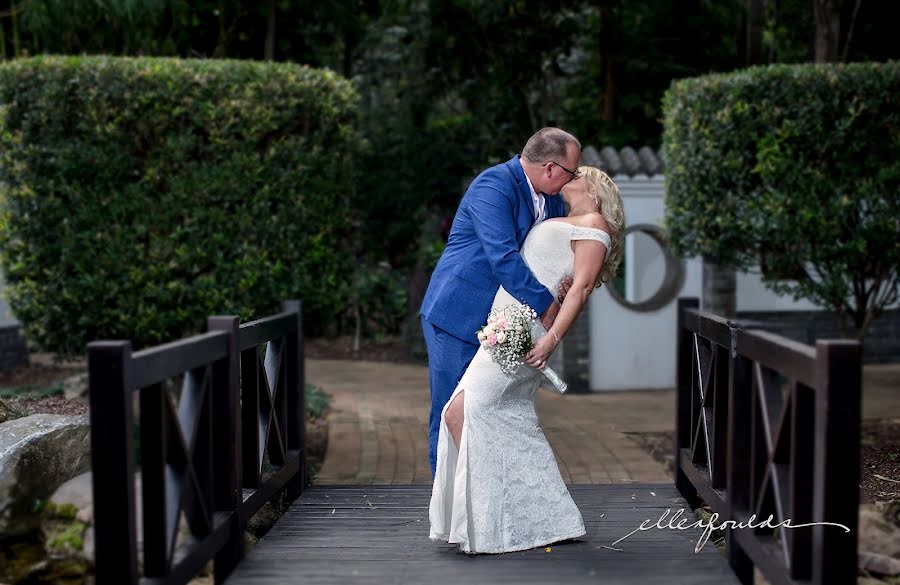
[
  {"left": 43, "top": 501, "right": 78, "bottom": 520},
  {"left": 0, "top": 382, "right": 63, "bottom": 398},
  {"left": 561, "top": 1, "right": 743, "bottom": 147},
  {"left": 46, "top": 520, "right": 87, "bottom": 552},
  {"left": 345, "top": 261, "right": 407, "bottom": 337},
  {"left": 422, "top": 239, "right": 445, "bottom": 272},
  {"left": 304, "top": 382, "right": 329, "bottom": 420},
  {"left": 0, "top": 397, "right": 28, "bottom": 422},
  {"left": 1, "top": 2, "right": 899, "bottom": 346},
  {"left": 0, "top": 56, "right": 364, "bottom": 356},
  {"left": 663, "top": 61, "right": 900, "bottom": 337}
]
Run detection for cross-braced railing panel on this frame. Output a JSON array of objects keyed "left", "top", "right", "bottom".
[
  {"left": 687, "top": 334, "right": 731, "bottom": 494},
  {"left": 677, "top": 308, "right": 733, "bottom": 513},
  {"left": 676, "top": 298, "right": 861, "bottom": 585},
  {"left": 241, "top": 338, "right": 290, "bottom": 488},
  {"left": 88, "top": 300, "right": 305, "bottom": 585},
  {"left": 141, "top": 366, "right": 218, "bottom": 577},
  {"left": 237, "top": 302, "right": 305, "bottom": 521}
]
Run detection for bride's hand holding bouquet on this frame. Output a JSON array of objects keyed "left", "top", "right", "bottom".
[{"left": 476, "top": 302, "right": 567, "bottom": 393}]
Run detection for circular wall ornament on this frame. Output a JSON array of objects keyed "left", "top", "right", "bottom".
[{"left": 606, "top": 223, "right": 686, "bottom": 313}]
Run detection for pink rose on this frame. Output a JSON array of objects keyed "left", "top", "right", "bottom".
[
  {"left": 497, "top": 318, "right": 509, "bottom": 330},
  {"left": 487, "top": 334, "right": 497, "bottom": 346}
]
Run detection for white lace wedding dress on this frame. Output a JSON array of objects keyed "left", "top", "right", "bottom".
[{"left": 428, "top": 219, "right": 612, "bottom": 554}]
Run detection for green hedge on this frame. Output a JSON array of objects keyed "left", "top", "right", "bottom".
[
  {"left": 663, "top": 61, "right": 900, "bottom": 269},
  {"left": 0, "top": 56, "right": 363, "bottom": 356}
]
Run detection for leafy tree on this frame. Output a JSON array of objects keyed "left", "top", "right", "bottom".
[{"left": 663, "top": 62, "right": 900, "bottom": 339}]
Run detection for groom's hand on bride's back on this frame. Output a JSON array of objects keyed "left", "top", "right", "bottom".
[
  {"left": 540, "top": 302, "right": 559, "bottom": 330},
  {"left": 557, "top": 277, "right": 573, "bottom": 304}
]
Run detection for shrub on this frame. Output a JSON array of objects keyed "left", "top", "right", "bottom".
[
  {"left": 663, "top": 61, "right": 900, "bottom": 338},
  {"left": 0, "top": 56, "right": 364, "bottom": 356}
]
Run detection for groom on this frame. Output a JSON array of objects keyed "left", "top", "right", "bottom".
[{"left": 420, "top": 127, "right": 582, "bottom": 477}]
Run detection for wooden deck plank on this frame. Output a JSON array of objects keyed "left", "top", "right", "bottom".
[{"left": 224, "top": 484, "right": 739, "bottom": 584}]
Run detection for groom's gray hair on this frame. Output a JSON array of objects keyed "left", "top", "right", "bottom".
[{"left": 522, "top": 127, "right": 581, "bottom": 164}]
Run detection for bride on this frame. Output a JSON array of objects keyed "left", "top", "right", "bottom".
[{"left": 428, "top": 165, "right": 624, "bottom": 554}]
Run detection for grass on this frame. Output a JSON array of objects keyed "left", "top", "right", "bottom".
[
  {"left": 0, "top": 398, "right": 29, "bottom": 423},
  {"left": 305, "top": 383, "right": 330, "bottom": 419},
  {"left": 0, "top": 382, "right": 64, "bottom": 399}
]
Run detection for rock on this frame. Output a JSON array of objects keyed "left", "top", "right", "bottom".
[
  {"left": 41, "top": 471, "right": 95, "bottom": 564},
  {"left": 42, "top": 471, "right": 195, "bottom": 568},
  {"left": 0, "top": 414, "right": 91, "bottom": 537},
  {"left": 62, "top": 373, "right": 89, "bottom": 400},
  {"left": 859, "top": 550, "right": 900, "bottom": 576},
  {"left": 48, "top": 471, "right": 93, "bottom": 525},
  {"left": 859, "top": 503, "right": 900, "bottom": 558}
]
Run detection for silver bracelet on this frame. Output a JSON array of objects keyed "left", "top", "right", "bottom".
[{"left": 548, "top": 329, "right": 560, "bottom": 344}]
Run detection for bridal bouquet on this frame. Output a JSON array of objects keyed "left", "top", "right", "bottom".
[{"left": 476, "top": 302, "right": 568, "bottom": 393}]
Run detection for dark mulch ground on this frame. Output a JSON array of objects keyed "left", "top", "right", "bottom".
[
  {"left": 305, "top": 335, "right": 422, "bottom": 364},
  {"left": 861, "top": 419, "right": 900, "bottom": 504},
  {"left": 0, "top": 359, "right": 81, "bottom": 390},
  {"left": 11, "top": 394, "right": 88, "bottom": 417},
  {"left": 627, "top": 420, "right": 900, "bottom": 506},
  {"left": 0, "top": 359, "right": 85, "bottom": 420}
]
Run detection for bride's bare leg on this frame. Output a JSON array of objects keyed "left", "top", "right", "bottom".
[{"left": 444, "top": 390, "right": 465, "bottom": 450}]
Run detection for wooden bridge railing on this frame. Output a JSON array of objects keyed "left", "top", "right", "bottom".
[
  {"left": 676, "top": 298, "right": 861, "bottom": 585},
  {"left": 88, "top": 300, "right": 305, "bottom": 585}
]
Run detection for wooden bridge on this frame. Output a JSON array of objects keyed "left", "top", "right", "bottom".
[{"left": 87, "top": 298, "right": 861, "bottom": 585}]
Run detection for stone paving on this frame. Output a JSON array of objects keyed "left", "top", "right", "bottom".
[
  {"left": 311, "top": 358, "right": 675, "bottom": 485},
  {"left": 310, "top": 359, "right": 900, "bottom": 486}
]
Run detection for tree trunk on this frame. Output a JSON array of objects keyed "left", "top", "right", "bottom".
[
  {"left": 745, "top": 0, "right": 764, "bottom": 65},
  {"left": 0, "top": 18, "right": 6, "bottom": 60},
  {"left": 264, "top": 0, "right": 276, "bottom": 61},
  {"left": 10, "top": 3, "right": 19, "bottom": 58},
  {"left": 813, "top": 0, "right": 842, "bottom": 62},
  {"left": 840, "top": 0, "right": 863, "bottom": 61},
  {"left": 342, "top": 32, "right": 356, "bottom": 78},
  {"left": 702, "top": 262, "right": 737, "bottom": 318},
  {"left": 404, "top": 257, "right": 430, "bottom": 362},
  {"left": 599, "top": 6, "right": 615, "bottom": 122}
]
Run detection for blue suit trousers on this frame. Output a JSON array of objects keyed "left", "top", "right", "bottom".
[{"left": 421, "top": 316, "right": 479, "bottom": 478}]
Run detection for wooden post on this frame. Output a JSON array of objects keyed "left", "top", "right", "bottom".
[
  {"left": 88, "top": 341, "right": 138, "bottom": 585},
  {"left": 282, "top": 299, "right": 306, "bottom": 495},
  {"left": 711, "top": 344, "right": 730, "bottom": 489},
  {"left": 241, "top": 342, "right": 261, "bottom": 489},
  {"left": 209, "top": 316, "right": 242, "bottom": 583},
  {"left": 727, "top": 351, "right": 753, "bottom": 584},
  {"left": 789, "top": 381, "right": 815, "bottom": 580},
  {"left": 140, "top": 382, "right": 168, "bottom": 577},
  {"left": 675, "top": 298, "right": 700, "bottom": 508},
  {"left": 812, "top": 340, "right": 861, "bottom": 585}
]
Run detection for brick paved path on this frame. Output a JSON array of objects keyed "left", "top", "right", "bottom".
[{"left": 309, "top": 359, "right": 674, "bottom": 485}]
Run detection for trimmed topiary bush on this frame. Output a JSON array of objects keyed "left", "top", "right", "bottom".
[
  {"left": 0, "top": 56, "right": 363, "bottom": 356},
  {"left": 663, "top": 61, "right": 900, "bottom": 338}
]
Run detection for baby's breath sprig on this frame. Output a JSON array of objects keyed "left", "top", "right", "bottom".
[{"left": 475, "top": 302, "right": 539, "bottom": 376}]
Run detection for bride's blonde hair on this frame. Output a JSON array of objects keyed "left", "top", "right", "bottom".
[{"left": 579, "top": 166, "right": 624, "bottom": 287}]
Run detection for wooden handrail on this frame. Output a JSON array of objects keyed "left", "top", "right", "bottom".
[
  {"left": 88, "top": 300, "right": 306, "bottom": 585},
  {"left": 675, "top": 298, "right": 861, "bottom": 585}
]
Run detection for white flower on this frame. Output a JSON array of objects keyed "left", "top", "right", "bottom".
[
  {"left": 496, "top": 331, "right": 507, "bottom": 344},
  {"left": 477, "top": 330, "right": 486, "bottom": 341}
]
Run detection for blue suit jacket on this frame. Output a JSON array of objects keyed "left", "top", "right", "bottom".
[{"left": 420, "top": 155, "right": 566, "bottom": 345}]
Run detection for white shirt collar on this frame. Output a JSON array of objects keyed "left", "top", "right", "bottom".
[{"left": 519, "top": 157, "right": 545, "bottom": 223}]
